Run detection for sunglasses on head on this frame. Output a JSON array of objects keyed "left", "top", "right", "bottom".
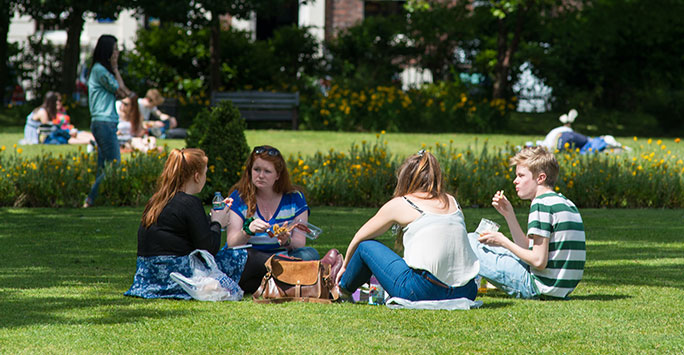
[{"left": 253, "top": 146, "right": 281, "bottom": 156}]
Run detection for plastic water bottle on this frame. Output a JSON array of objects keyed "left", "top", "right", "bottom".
[{"left": 212, "top": 192, "right": 225, "bottom": 210}]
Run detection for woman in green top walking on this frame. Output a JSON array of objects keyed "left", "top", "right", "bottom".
[{"left": 84, "top": 34, "right": 133, "bottom": 207}]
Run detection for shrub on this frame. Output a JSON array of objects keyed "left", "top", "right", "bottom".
[
  {"left": 301, "top": 82, "right": 512, "bottom": 132},
  {"left": 98, "top": 149, "right": 168, "bottom": 206},
  {"left": 0, "top": 145, "right": 168, "bottom": 207},
  {"left": 287, "top": 136, "right": 397, "bottom": 206},
  {"left": 185, "top": 101, "right": 250, "bottom": 201},
  {"left": 285, "top": 134, "right": 684, "bottom": 209}
]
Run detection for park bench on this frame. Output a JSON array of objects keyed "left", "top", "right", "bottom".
[{"left": 210, "top": 91, "right": 299, "bottom": 130}]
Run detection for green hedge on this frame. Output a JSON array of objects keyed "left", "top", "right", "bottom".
[{"left": 1, "top": 137, "right": 682, "bottom": 208}]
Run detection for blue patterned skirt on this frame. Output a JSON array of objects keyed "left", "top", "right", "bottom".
[{"left": 124, "top": 247, "right": 248, "bottom": 299}]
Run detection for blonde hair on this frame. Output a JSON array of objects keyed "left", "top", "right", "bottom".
[
  {"left": 141, "top": 148, "right": 208, "bottom": 227},
  {"left": 510, "top": 146, "right": 559, "bottom": 187},
  {"left": 145, "top": 89, "right": 165, "bottom": 107}
]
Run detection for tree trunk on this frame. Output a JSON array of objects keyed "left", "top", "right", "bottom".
[
  {"left": 60, "top": 6, "right": 85, "bottom": 98},
  {"left": 0, "top": 1, "right": 11, "bottom": 103},
  {"left": 209, "top": 10, "right": 221, "bottom": 94},
  {"left": 492, "top": 3, "right": 527, "bottom": 100}
]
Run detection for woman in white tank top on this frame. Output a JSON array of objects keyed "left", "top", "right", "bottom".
[{"left": 335, "top": 150, "right": 479, "bottom": 302}]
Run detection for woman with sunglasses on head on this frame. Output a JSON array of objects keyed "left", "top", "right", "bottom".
[
  {"left": 125, "top": 148, "right": 246, "bottom": 299},
  {"left": 334, "top": 150, "right": 480, "bottom": 303},
  {"left": 224, "top": 145, "right": 320, "bottom": 292}
]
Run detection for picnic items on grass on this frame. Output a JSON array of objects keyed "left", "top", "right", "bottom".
[{"left": 169, "top": 249, "right": 243, "bottom": 301}]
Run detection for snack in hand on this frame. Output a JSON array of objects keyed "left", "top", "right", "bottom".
[{"left": 267, "top": 222, "right": 289, "bottom": 237}]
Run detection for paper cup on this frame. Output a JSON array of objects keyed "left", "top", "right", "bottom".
[{"left": 475, "top": 218, "right": 500, "bottom": 235}]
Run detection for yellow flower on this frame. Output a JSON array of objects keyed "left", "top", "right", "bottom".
[
  {"left": 16, "top": 148, "right": 22, "bottom": 154},
  {"left": 675, "top": 138, "right": 681, "bottom": 143},
  {"left": 647, "top": 138, "right": 652, "bottom": 144},
  {"left": 0, "top": 145, "right": 5, "bottom": 151}
]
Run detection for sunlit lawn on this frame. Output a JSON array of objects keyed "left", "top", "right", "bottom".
[{"left": 0, "top": 207, "right": 683, "bottom": 353}]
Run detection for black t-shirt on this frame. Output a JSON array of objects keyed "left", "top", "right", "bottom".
[{"left": 137, "top": 192, "right": 221, "bottom": 256}]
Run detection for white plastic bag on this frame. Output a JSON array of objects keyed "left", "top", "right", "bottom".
[{"left": 169, "top": 249, "right": 244, "bottom": 301}]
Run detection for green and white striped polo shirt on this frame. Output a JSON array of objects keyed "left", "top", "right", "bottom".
[{"left": 527, "top": 192, "right": 585, "bottom": 298}]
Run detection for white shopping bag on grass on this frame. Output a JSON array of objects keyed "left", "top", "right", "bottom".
[{"left": 169, "top": 249, "right": 243, "bottom": 301}]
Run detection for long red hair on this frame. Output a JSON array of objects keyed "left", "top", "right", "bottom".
[
  {"left": 229, "top": 145, "right": 297, "bottom": 218},
  {"left": 141, "top": 148, "right": 208, "bottom": 227}
]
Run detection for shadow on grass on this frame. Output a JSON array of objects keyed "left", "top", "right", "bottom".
[
  {"left": 569, "top": 294, "right": 631, "bottom": 301},
  {"left": 0, "top": 292, "right": 191, "bottom": 329},
  {"left": 477, "top": 300, "right": 514, "bottom": 309}
]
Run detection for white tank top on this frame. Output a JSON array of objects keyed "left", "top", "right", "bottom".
[{"left": 401, "top": 197, "right": 480, "bottom": 287}]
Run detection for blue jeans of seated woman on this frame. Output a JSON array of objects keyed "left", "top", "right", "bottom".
[
  {"left": 87, "top": 121, "right": 120, "bottom": 204},
  {"left": 339, "top": 240, "right": 477, "bottom": 301},
  {"left": 467, "top": 232, "right": 540, "bottom": 299}
]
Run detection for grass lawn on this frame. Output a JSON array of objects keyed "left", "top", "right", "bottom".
[
  {"left": 1, "top": 207, "right": 683, "bottom": 353},
  {"left": 1, "top": 126, "right": 682, "bottom": 161}
]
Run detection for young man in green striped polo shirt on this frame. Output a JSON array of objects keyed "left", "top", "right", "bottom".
[{"left": 468, "top": 146, "right": 586, "bottom": 299}]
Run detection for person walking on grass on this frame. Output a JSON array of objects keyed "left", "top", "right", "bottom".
[
  {"left": 469, "top": 146, "right": 585, "bottom": 299},
  {"left": 83, "top": 34, "right": 133, "bottom": 207}
]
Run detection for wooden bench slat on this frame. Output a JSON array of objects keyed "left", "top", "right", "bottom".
[{"left": 210, "top": 90, "right": 299, "bottom": 129}]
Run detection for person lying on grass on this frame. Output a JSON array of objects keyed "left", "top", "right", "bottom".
[
  {"left": 334, "top": 150, "right": 480, "bottom": 302},
  {"left": 468, "top": 146, "right": 586, "bottom": 299}
]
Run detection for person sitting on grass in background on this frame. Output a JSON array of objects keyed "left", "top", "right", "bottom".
[
  {"left": 138, "top": 89, "right": 177, "bottom": 137},
  {"left": 468, "top": 146, "right": 586, "bottom": 299},
  {"left": 124, "top": 148, "right": 247, "bottom": 299},
  {"left": 334, "top": 150, "right": 480, "bottom": 303},
  {"left": 21, "top": 91, "right": 59, "bottom": 145},
  {"left": 53, "top": 94, "right": 96, "bottom": 145},
  {"left": 117, "top": 93, "right": 157, "bottom": 152}
]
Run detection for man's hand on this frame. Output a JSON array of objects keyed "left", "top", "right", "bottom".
[
  {"left": 478, "top": 231, "right": 510, "bottom": 248},
  {"left": 492, "top": 190, "right": 514, "bottom": 218}
]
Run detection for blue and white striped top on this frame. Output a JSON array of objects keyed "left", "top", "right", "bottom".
[{"left": 229, "top": 190, "right": 309, "bottom": 251}]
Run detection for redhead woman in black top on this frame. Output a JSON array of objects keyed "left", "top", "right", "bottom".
[
  {"left": 137, "top": 148, "right": 230, "bottom": 255},
  {"left": 125, "top": 148, "right": 246, "bottom": 299}
]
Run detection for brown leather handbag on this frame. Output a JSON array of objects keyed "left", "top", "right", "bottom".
[{"left": 252, "top": 251, "right": 341, "bottom": 304}]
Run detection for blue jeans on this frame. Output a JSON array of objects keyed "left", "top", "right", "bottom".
[
  {"left": 87, "top": 121, "right": 120, "bottom": 204},
  {"left": 467, "top": 232, "right": 540, "bottom": 299},
  {"left": 339, "top": 240, "right": 477, "bottom": 301}
]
